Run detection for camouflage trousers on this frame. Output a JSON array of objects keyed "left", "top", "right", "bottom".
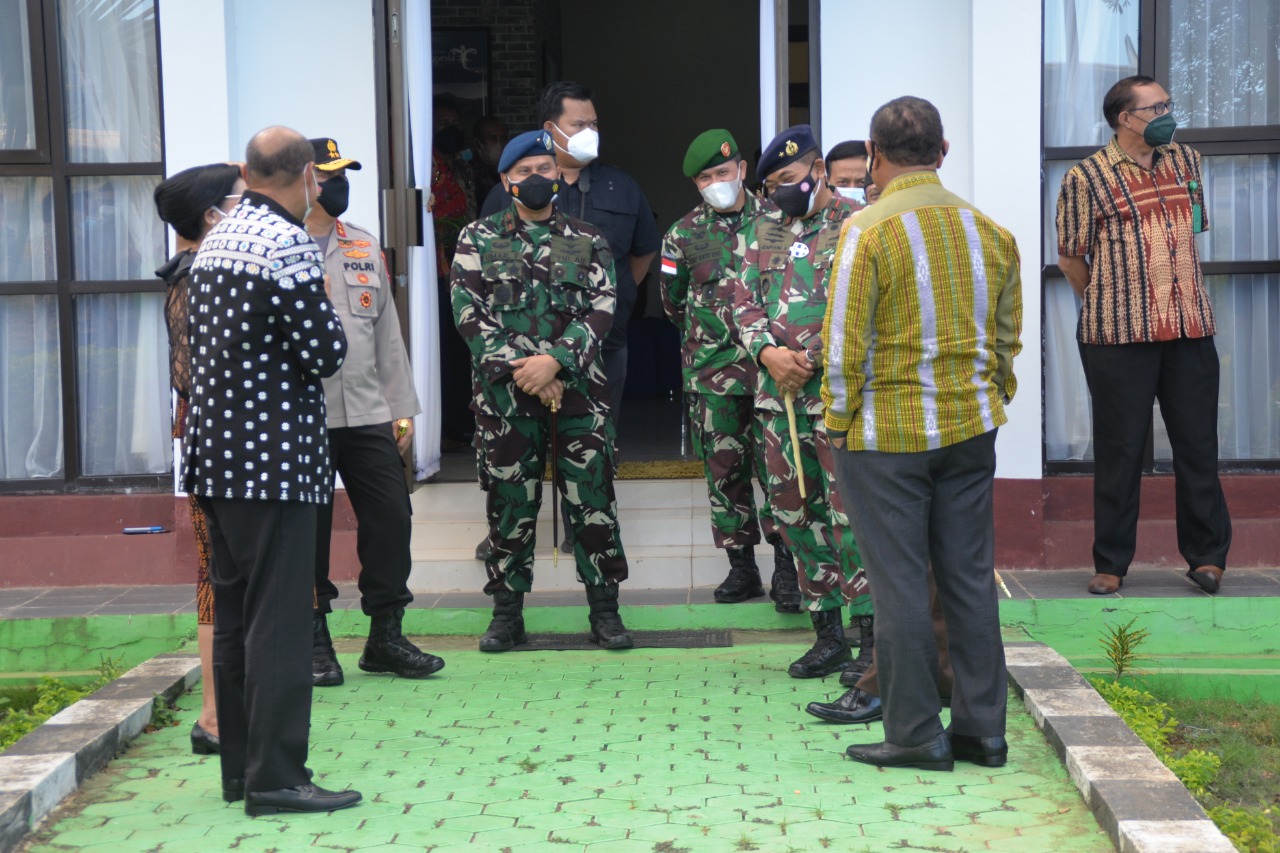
[
  {"left": 760, "top": 408, "right": 871, "bottom": 614},
  {"left": 475, "top": 410, "right": 628, "bottom": 594},
  {"left": 689, "top": 392, "right": 776, "bottom": 548}
]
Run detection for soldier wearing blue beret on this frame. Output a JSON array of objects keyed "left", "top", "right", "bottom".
[
  {"left": 451, "top": 127, "right": 635, "bottom": 653},
  {"left": 732, "top": 125, "right": 875, "bottom": 680}
]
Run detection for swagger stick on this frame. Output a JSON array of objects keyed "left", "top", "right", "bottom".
[
  {"left": 550, "top": 399, "right": 560, "bottom": 569},
  {"left": 784, "top": 389, "right": 806, "bottom": 500}
]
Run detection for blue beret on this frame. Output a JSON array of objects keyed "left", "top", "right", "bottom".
[
  {"left": 498, "top": 130, "right": 555, "bottom": 173},
  {"left": 757, "top": 124, "right": 819, "bottom": 178}
]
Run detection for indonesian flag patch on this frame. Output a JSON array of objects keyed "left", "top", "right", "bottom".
[{"left": 660, "top": 256, "right": 678, "bottom": 277}]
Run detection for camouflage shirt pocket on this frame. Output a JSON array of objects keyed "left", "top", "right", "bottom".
[{"left": 483, "top": 261, "right": 525, "bottom": 311}]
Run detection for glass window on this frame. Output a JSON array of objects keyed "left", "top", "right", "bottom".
[
  {"left": 0, "top": 294, "right": 63, "bottom": 479},
  {"left": 1044, "top": 0, "right": 1139, "bottom": 148},
  {"left": 1043, "top": 160, "right": 1078, "bottom": 261},
  {"left": 58, "top": 0, "right": 161, "bottom": 163},
  {"left": 1199, "top": 154, "right": 1280, "bottom": 263},
  {"left": 1043, "top": 277, "right": 1092, "bottom": 462},
  {"left": 0, "top": 177, "right": 55, "bottom": 282},
  {"left": 0, "top": 0, "right": 37, "bottom": 151},
  {"left": 70, "top": 175, "right": 164, "bottom": 280},
  {"left": 1168, "top": 0, "right": 1280, "bottom": 130},
  {"left": 75, "top": 292, "right": 170, "bottom": 476},
  {"left": 1153, "top": 274, "right": 1280, "bottom": 462}
]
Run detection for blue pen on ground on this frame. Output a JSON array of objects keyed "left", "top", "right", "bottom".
[{"left": 122, "top": 526, "right": 167, "bottom": 534}]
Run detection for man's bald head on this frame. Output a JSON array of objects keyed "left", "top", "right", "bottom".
[{"left": 245, "top": 126, "right": 314, "bottom": 188}]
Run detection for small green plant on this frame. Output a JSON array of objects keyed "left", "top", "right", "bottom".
[
  {"left": 0, "top": 655, "right": 126, "bottom": 751},
  {"left": 1099, "top": 617, "right": 1152, "bottom": 680},
  {"left": 1207, "top": 806, "right": 1279, "bottom": 853},
  {"left": 1091, "top": 679, "right": 1221, "bottom": 796}
]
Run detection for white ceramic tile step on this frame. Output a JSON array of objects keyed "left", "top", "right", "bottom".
[{"left": 407, "top": 545, "right": 738, "bottom": 593}]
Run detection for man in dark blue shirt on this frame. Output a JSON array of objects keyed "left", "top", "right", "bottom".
[{"left": 480, "top": 81, "right": 660, "bottom": 427}]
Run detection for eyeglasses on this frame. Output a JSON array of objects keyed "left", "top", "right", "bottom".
[{"left": 1128, "top": 99, "right": 1175, "bottom": 117}]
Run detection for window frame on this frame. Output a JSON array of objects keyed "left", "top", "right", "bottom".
[
  {"left": 0, "top": 0, "right": 168, "bottom": 494},
  {"left": 1041, "top": 0, "right": 1280, "bottom": 475}
]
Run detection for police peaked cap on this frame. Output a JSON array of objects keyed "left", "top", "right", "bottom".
[
  {"left": 757, "top": 124, "right": 819, "bottom": 178},
  {"left": 498, "top": 130, "right": 556, "bottom": 173},
  {"left": 683, "top": 129, "right": 739, "bottom": 178},
  {"left": 309, "top": 137, "right": 362, "bottom": 171}
]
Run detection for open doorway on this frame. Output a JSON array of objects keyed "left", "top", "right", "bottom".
[{"left": 422, "top": 0, "right": 761, "bottom": 480}]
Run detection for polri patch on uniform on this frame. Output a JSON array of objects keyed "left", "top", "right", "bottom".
[
  {"left": 549, "top": 234, "right": 593, "bottom": 267},
  {"left": 344, "top": 249, "right": 370, "bottom": 259},
  {"left": 357, "top": 273, "right": 370, "bottom": 284}
]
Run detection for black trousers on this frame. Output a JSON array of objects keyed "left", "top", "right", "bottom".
[
  {"left": 1079, "top": 337, "right": 1232, "bottom": 576},
  {"left": 834, "top": 430, "right": 1006, "bottom": 749},
  {"left": 197, "top": 496, "right": 314, "bottom": 793},
  {"left": 315, "top": 422, "right": 415, "bottom": 617}
]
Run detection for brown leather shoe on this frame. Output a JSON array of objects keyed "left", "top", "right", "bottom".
[
  {"left": 1087, "top": 573, "right": 1123, "bottom": 595},
  {"left": 1187, "top": 566, "right": 1224, "bottom": 594}
]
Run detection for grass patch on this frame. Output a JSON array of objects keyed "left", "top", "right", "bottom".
[{"left": 0, "top": 656, "right": 124, "bottom": 752}]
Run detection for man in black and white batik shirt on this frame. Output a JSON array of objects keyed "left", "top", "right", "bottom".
[{"left": 184, "top": 126, "right": 360, "bottom": 816}]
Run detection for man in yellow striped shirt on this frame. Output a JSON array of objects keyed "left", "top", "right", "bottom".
[{"left": 819, "top": 96, "right": 1022, "bottom": 772}]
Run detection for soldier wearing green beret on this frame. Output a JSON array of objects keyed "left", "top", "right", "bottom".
[
  {"left": 732, "top": 125, "right": 874, "bottom": 679},
  {"left": 451, "top": 130, "right": 633, "bottom": 652},
  {"left": 659, "top": 130, "right": 799, "bottom": 608}
]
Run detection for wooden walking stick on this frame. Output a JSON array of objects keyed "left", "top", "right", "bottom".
[{"left": 784, "top": 389, "right": 806, "bottom": 501}]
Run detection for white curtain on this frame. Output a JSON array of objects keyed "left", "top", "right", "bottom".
[
  {"left": 58, "top": 0, "right": 161, "bottom": 163},
  {"left": 0, "top": 295, "right": 63, "bottom": 479},
  {"left": 406, "top": 0, "right": 442, "bottom": 481},
  {"left": 1043, "top": 0, "right": 1138, "bottom": 148},
  {"left": 1170, "top": 0, "right": 1280, "bottom": 130},
  {"left": 0, "top": 0, "right": 36, "bottom": 150}
]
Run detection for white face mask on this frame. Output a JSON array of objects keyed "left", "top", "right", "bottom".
[
  {"left": 836, "top": 186, "right": 868, "bottom": 205},
  {"left": 554, "top": 123, "right": 599, "bottom": 164},
  {"left": 699, "top": 177, "right": 742, "bottom": 211}
]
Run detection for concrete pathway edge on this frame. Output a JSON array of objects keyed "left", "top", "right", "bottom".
[
  {"left": 1005, "top": 641, "right": 1235, "bottom": 853},
  {"left": 0, "top": 654, "right": 199, "bottom": 853}
]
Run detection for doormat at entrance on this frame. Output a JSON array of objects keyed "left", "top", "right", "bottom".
[{"left": 513, "top": 629, "right": 733, "bottom": 651}]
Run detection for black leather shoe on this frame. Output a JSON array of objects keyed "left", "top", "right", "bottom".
[
  {"left": 845, "top": 732, "right": 953, "bottom": 772},
  {"left": 949, "top": 732, "right": 1008, "bottom": 767},
  {"left": 312, "top": 613, "right": 344, "bottom": 687},
  {"left": 190, "top": 721, "right": 219, "bottom": 755},
  {"left": 223, "top": 768, "right": 315, "bottom": 803},
  {"left": 805, "top": 687, "right": 882, "bottom": 724},
  {"left": 245, "top": 783, "right": 362, "bottom": 816}
]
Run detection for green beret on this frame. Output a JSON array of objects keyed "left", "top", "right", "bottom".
[{"left": 682, "top": 129, "right": 739, "bottom": 178}]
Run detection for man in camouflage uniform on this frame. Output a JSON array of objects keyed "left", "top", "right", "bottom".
[
  {"left": 451, "top": 129, "right": 633, "bottom": 652},
  {"left": 734, "top": 125, "right": 873, "bottom": 678},
  {"left": 660, "top": 129, "right": 799, "bottom": 608}
]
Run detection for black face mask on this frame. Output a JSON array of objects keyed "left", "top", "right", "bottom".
[
  {"left": 434, "top": 125, "right": 465, "bottom": 155},
  {"left": 771, "top": 166, "right": 819, "bottom": 218},
  {"left": 317, "top": 174, "right": 349, "bottom": 218},
  {"left": 509, "top": 173, "right": 559, "bottom": 212}
]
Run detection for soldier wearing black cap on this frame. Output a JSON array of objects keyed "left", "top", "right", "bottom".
[
  {"left": 659, "top": 129, "right": 796, "bottom": 606},
  {"left": 304, "top": 137, "right": 446, "bottom": 686},
  {"left": 452, "top": 130, "right": 634, "bottom": 652},
  {"left": 732, "top": 125, "right": 874, "bottom": 679}
]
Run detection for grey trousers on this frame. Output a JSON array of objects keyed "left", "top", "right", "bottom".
[{"left": 833, "top": 429, "right": 1006, "bottom": 748}]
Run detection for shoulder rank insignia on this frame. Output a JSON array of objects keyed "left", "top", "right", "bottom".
[
  {"left": 335, "top": 220, "right": 347, "bottom": 239},
  {"left": 352, "top": 239, "right": 372, "bottom": 248},
  {"left": 344, "top": 249, "right": 370, "bottom": 259},
  {"left": 357, "top": 273, "right": 370, "bottom": 284},
  {"left": 338, "top": 239, "right": 355, "bottom": 248}
]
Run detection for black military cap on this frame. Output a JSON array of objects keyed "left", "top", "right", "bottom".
[
  {"left": 309, "top": 137, "right": 363, "bottom": 172},
  {"left": 757, "top": 125, "right": 819, "bottom": 179}
]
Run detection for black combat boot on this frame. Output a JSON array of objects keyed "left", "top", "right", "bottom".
[
  {"left": 585, "top": 583, "right": 634, "bottom": 650},
  {"left": 359, "top": 608, "right": 446, "bottom": 678},
  {"left": 479, "top": 589, "right": 526, "bottom": 652},
  {"left": 474, "top": 535, "right": 492, "bottom": 562},
  {"left": 714, "top": 546, "right": 766, "bottom": 603},
  {"left": 312, "top": 612, "right": 344, "bottom": 687},
  {"left": 768, "top": 538, "right": 802, "bottom": 613},
  {"left": 788, "top": 608, "right": 853, "bottom": 678},
  {"left": 839, "top": 614, "right": 875, "bottom": 687}
]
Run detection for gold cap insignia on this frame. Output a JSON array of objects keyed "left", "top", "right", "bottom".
[
  {"left": 720, "top": 141, "right": 731, "bottom": 157},
  {"left": 327, "top": 140, "right": 339, "bottom": 159},
  {"left": 784, "top": 140, "right": 798, "bottom": 156}
]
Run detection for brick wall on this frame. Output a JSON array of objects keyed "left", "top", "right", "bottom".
[{"left": 432, "top": 0, "right": 561, "bottom": 131}]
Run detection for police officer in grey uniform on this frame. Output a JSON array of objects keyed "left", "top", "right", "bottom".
[{"left": 305, "top": 137, "right": 445, "bottom": 685}]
